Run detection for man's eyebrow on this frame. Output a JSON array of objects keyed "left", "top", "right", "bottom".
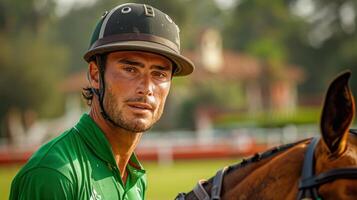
[
  {"left": 151, "top": 64, "right": 171, "bottom": 71},
  {"left": 118, "top": 58, "right": 144, "bottom": 67},
  {"left": 118, "top": 58, "right": 171, "bottom": 71}
]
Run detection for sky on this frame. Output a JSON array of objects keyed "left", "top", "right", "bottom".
[{"left": 55, "top": 0, "right": 97, "bottom": 16}]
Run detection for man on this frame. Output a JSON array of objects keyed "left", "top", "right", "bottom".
[{"left": 10, "top": 3, "right": 194, "bottom": 200}]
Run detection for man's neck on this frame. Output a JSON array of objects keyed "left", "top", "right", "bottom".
[
  {"left": 89, "top": 105, "right": 143, "bottom": 182},
  {"left": 102, "top": 124, "right": 142, "bottom": 183}
]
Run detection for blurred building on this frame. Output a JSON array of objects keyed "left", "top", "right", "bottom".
[{"left": 184, "top": 28, "right": 304, "bottom": 129}]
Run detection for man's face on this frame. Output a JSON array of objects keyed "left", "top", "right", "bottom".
[{"left": 102, "top": 51, "right": 173, "bottom": 132}]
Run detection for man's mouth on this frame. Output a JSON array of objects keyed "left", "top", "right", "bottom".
[{"left": 127, "top": 102, "right": 154, "bottom": 111}]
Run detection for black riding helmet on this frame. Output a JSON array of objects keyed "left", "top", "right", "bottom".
[{"left": 84, "top": 3, "right": 195, "bottom": 76}]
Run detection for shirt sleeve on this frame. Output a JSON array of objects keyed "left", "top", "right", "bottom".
[{"left": 9, "top": 167, "right": 75, "bottom": 200}]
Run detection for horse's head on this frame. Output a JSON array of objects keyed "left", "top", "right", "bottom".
[
  {"left": 315, "top": 71, "right": 357, "bottom": 198},
  {"left": 176, "top": 71, "right": 357, "bottom": 200}
]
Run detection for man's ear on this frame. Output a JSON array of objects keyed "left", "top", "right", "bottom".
[{"left": 88, "top": 61, "right": 100, "bottom": 89}]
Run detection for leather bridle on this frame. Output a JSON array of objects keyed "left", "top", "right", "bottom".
[
  {"left": 175, "top": 166, "right": 229, "bottom": 200},
  {"left": 175, "top": 131, "right": 357, "bottom": 200},
  {"left": 297, "top": 134, "right": 357, "bottom": 200}
]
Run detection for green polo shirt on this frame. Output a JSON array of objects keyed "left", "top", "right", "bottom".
[{"left": 9, "top": 114, "right": 147, "bottom": 200}]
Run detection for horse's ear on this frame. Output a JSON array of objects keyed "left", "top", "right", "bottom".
[{"left": 320, "top": 71, "right": 354, "bottom": 155}]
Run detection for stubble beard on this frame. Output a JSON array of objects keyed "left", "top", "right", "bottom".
[{"left": 103, "top": 87, "right": 162, "bottom": 133}]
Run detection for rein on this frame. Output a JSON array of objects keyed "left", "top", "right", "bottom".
[{"left": 176, "top": 130, "right": 357, "bottom": 200}]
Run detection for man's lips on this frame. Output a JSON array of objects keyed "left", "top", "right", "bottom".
[{"left": 126, "top": 102, "right": 154, "bottom": 111}]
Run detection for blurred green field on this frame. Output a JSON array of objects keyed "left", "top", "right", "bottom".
[{"left": 0, "top": 159, "right": 238, "bottom": 200}]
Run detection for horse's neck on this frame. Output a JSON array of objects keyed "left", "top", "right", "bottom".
[{"left": 222, "top": 141, "right": 309, "bottom": 200}]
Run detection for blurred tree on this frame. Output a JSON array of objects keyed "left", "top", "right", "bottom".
[
  {"left": 0, "top": 0, "right": 68, "bottom": 139},
  {"left": 224, "top": 0, "right": 304, "bottom": 75},
  {"left": 223, "top": 0, "right": 357, "bottom": 97},
  {"left": 289, "top": 0, "right": 357, "bottom": 95}
]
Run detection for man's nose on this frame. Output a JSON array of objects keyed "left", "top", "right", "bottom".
[{"left": 136, "top": 73, "right": 154, "bottom": 96}]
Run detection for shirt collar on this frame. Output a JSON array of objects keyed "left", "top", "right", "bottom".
[{"left": 74, "top": 114, "right": 144, "bottom": 172}]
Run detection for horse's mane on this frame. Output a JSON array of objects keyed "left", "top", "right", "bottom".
[
  {"left": 228, "top": 138, "right": 310, "bottom": 173},
  {"left": 225, "top": 130, "right": 357, "bottom": 175}
]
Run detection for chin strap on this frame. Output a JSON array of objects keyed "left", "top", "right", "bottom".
[{"left": 92, "top": 54, "right": 118, "bottom": 126}]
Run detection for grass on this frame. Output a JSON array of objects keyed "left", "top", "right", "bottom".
[
  {"left": 145, "top": 159, "right": 237, "bottom": 199},
  {"left": 214, "top": 107, "right": 321, "bottom": 128},
  {"left": 0, "top": 164, "right": 20, "bottom": 199},
  {"left": 1, "top": 159, "right": 238, "bottom": 200}
]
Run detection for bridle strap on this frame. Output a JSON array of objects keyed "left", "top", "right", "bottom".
[
  {"left": 300, "top": 137, "right": 319, "bottom": 180},
  {"left": 211, "top": 166, "right": 229, "bottom": 200},
  {"left": 191, "top": 166, "right": 229, "bottom": 200},
  {"left": 297, "top": 137, "right": 320, "bottom": 200},
  {"left": 175, "top": 193, "right": 186, "bottom": 200},
  {"left": 193, "top": 180, "right": 210, "bottom": 200},
  {"left": 299, "top": 167, "right": 357, "bottom": 189}
]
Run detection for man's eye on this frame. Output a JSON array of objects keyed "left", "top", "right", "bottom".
[
  {"left": 123, "top": 66, "right": 136, "bottom": 73},
  {"left": 153, "top": 71, "right": 169, "bottom": 81}
]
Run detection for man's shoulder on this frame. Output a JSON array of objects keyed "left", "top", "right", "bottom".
[
  {"left": 16, "top": 128, "right": 85, "bottom": 181},
  {"left": 10, "top": 163, "right": 75, "bottom": 199}
]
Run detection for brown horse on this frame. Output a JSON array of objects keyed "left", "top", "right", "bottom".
[{"left": 176, "top": 71, "right": 357, "bottom": 200}]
